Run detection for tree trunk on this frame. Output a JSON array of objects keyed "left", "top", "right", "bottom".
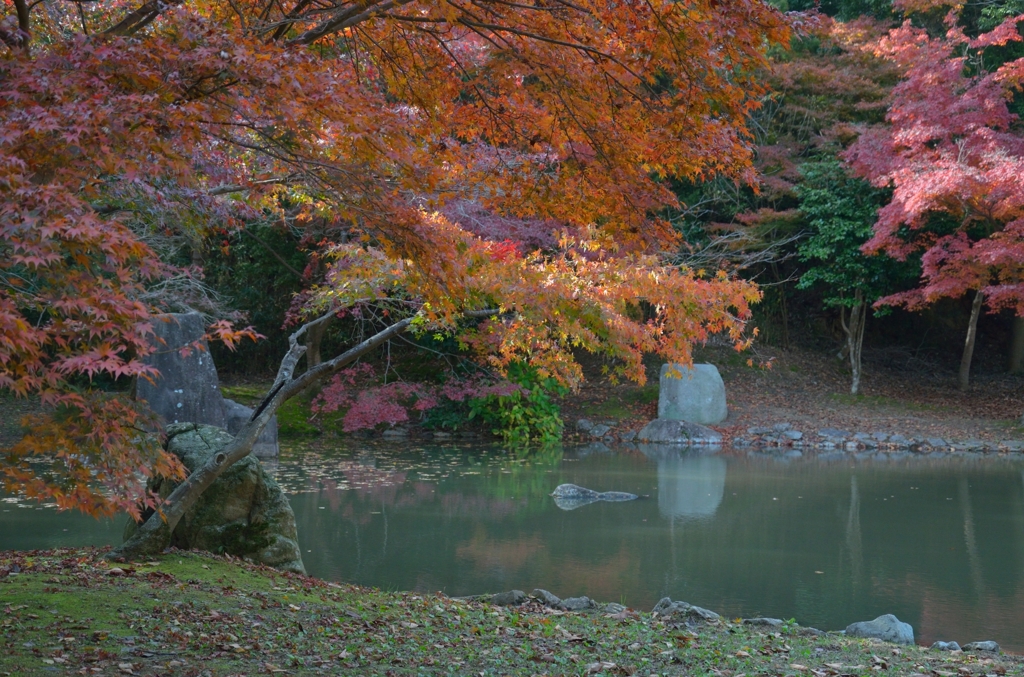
[
  {"left": 305, "top": 317, "right": 327, "bottom": 369},
  {"left": 109, "top": 313, "right": 413, "bottom": 561},
  {"left": 1009, "top": 315, "right": 1024, "bottom": 374},
  {"left": 840, "top": 290, "right": 867, "bottom": 395},
  {"left": 109, "top": 308, "right": 497, "bottom": 562},
  {"left": 959, "top": 290, "right": 984, "bottom": 391}
]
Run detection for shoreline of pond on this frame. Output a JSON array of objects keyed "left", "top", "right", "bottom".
[{"left": 2, "top": 547, "right": 1022, "bottom": 676}]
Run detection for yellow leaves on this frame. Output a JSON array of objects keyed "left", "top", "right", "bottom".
[{"left": 308, "top": 214, "right": 757, "bottom": 389}]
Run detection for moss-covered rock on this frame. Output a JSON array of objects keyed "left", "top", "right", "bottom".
[{"left": 124, "top": 424, "right": 304, "bottom": 573}]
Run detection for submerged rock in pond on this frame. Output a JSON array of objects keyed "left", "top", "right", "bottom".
[
  {"left": 845, "top": 614, "right": 914, "bottom": 645},
  {"left": 550, "top": 484, "right": 638, "bottom": 511}
]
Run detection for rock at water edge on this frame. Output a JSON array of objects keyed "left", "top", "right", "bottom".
[
  {"left": 491, "top": 590, "right": 527, "bottom": 606},
  {"left": 930, "top": 641, "right": 961, "bottom": 651},
  {"left": 531, "top": 589, "right": 562, "bottom": 608},
  {"left": 124, "top": 424, "right": 304, "bottom": 574},
  {"left": 744, "top": 618, "right": 784, "bottom": 627},
  {"left": 137, "top": 312, "right": 280, "bottom": 457},
  {"left": 636, "top": 419, "right": 723, "bottom": 445},
  {"left": 844, "top": 614, "right": 914, "bottom": 645},
  {"left": 652, "top": 597, "right": 720, "bottom": 622},
  {"left": 963, "top": 641, "right": 999, "bottom": 653},
  {"left": 561, "top": 596, "right": 597, "bottom": 611},
  {"left": 658, "top": 364, "right": 727, "bottom": 425}
]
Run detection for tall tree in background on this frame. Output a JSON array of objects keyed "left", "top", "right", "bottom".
[
  {"left": 1, "top": 0, "right": 788, "bottom": 548},
  {"left": 844, "top": 11, "right": 1024, "bottom": 390},
  {"left": 797, "top": 159, "right": 916, "bottom": 394}
]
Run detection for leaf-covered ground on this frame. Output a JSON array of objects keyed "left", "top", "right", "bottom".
[
  {"left": 559, "top": 344, "right": 1024, "bottom": 446},
  {"left": 1, "top": 548, "right": 1021, "bottom": 677}
]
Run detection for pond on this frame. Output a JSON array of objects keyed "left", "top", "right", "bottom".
[{"left": 3, "top": 442, "right": 1024, "bottom": 652}]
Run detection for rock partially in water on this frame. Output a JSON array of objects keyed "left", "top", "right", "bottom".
[
  {"left": 602, "top": 603, "right": 627, "bottom": 614},
  {"left": 531, "top": 589, "right": 562, "bottom": 608},
  {"left": 636, "top": 419, "right": 723, "bottom": 445},
  {"left": 651, "top": 597, "right": 720, "bottom": 623},
  {"left": 844, "top": 614, "right": 914, "bottom": 645},
  {"left": 124, "top": 424, "right": 303, "bottom": 573},
  {"left": 550, "top": 484, "right": 638, "bottom": 511},
  {"left": 963, "top": 641, "right": 1000, "bottom": 653},
  {"left": 930, "top": 641, "right": 961, "bottom": 651},
  {"left": 491, "top": 590, "right": 527, "bottom": 606}
]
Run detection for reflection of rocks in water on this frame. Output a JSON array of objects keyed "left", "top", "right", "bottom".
[
  {"left": 572, "top": 442, "right": 612, "bottom": 458},
  {"left": 638, "top": 444, "right": 726, "bottom": 520}
]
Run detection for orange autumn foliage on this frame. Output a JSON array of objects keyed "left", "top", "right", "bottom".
[{"left": 2, "top": 0, "right": 788, "bottom": 514}]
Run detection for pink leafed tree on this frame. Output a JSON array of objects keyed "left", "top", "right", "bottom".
[{"left": 843, "top": 12, "right": 1024, "bottom": 389}]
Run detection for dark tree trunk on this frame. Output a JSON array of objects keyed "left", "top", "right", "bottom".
[
  {"left": 1008, "top": 315, "right": 1024, "bottom": 374},
  {"left": 959, "top": 290, "right": 984, "bottom": 391}
]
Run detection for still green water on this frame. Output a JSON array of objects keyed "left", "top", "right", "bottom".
[{"left": 3, "top": 443, "right": 1024, "bottom": 651}]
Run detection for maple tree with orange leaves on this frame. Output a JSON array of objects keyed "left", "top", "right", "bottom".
[{"left": 1, "top": 0, "right": 790, "bottom": 557}]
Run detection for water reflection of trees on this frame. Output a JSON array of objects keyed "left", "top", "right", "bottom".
[{"left": 284, "top": 446, "right": 1024, "bottom": 651}]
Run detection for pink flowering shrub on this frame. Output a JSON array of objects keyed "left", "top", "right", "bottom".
[{"left": 311, "top": 365, "right": 524, "bottom": 433}]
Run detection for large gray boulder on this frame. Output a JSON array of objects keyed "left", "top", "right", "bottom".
[
  {"left": 844, "top": 614, "right": 914, "bottom": 645},
  {"left": 136, "top": 313, "right": 225, "bottom": 427},
  {"left": 658, "top": 364, "right": 727, "bottom": 425},
  {"left": 137, "top": 313, "right": 279, "bottom": 457},
  {"left": 124, "top": 424, "right": 304, "bottom": 573}
]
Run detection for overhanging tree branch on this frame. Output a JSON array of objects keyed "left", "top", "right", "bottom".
[{"left": 109, "top": 306, "right": 498, "bottom": 561}]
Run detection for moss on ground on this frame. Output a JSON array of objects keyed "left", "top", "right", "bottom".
[
  {"left": 1, "top": 549, "right": 1021, "bottom": 677},
  {"left": 220, "top": 385, "right": 330, "bottom": 438}
]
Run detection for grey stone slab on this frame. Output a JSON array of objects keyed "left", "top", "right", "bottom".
[
  {"left": 845, "top": 614, "right": 913, "bottom": 645},
  {"left": 137, "top": 313, "right": 225, "bottom": 428},
  {"left": 658, "top": 363, "right": 727, "bottom": 425}
]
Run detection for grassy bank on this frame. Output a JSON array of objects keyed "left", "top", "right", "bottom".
[{"left": 1, "top": 549, "right": 1020, "bottom": 676}]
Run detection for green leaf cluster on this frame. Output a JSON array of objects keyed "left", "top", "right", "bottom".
[
  {"left": 467, "top": 363, "right": 566, "bottom": 444},
  {"left": 796, "top": 159, "right": 917, "bottom": 312}
]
